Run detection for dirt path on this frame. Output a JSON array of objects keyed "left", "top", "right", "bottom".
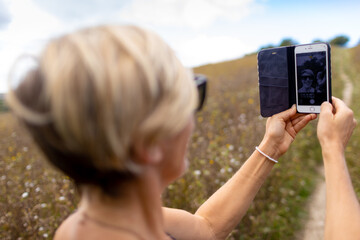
[
  {"left": 300, "top": 49, "right": 353, "bottom": 240},
  {"left": 300, "top": 168, "right": 326, "bottom": 240}
]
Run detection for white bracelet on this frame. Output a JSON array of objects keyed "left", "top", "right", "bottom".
[{"left": 255, "top": 146, "right": 278, "bottom": 163}]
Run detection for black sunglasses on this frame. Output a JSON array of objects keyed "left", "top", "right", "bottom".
[{"left": 194, "top": 74, "right": 207, "bottom": 111}]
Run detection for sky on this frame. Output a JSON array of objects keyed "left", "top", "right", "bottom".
[{"left": 0, "top": 0, "right": 360, "bottom": 93}]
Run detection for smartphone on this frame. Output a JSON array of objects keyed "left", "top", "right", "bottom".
[{"left": 294, "top": 43, "right": 329, "bottom": 113}]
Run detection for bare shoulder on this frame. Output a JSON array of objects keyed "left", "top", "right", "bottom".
[
  {"left": 54, "top": 210, "right": 137, "bottom": 240},
  {"left": 54, "top": 211, "right": 80, "bottom": 240}
]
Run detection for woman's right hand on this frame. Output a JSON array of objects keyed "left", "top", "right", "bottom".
[
  {"left": 259, "top": 105, "right": 317, "bottom": 160},
  {"left": 317, "top": 96, "right": 357, "bottom": 153}
]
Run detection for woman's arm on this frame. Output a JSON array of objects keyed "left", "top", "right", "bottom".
[
  {"left": 164, "top": 148, "right": 277, "bottom": 240},
  {"left": 164, "top": 105, "right": 316, "bottom": 240},
  {"left": 317, "top": 97, "right": 360, "bottom": 240}
]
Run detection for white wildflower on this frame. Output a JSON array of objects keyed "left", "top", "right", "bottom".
[
  {"left": 59, "top": 196, "right": 66, "bottom": 201},
  {"left": 21, "top": 192, "right": 29, "bottom": 198}
]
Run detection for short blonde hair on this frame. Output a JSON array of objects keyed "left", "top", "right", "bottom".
[{"left": 7, "top": 25, "right": 197, "bottom": 194}]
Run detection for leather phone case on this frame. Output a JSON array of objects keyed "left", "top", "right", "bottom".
[{"left": 257, "top": 43, "right": 331, "bottom": 117}]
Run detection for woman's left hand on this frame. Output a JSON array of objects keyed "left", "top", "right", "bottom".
[{"left": 258, "top": 105, "right": 317, "bottom": 160}]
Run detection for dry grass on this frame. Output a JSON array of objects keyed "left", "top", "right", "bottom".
[
  {"left": 0, "top": 113, "right": 78, "bottom": 239},
  {"left": 344, "top": 45, "right": 360, "bottom": 197},
  {"left": 3, "top": 47, "right": 355, "bottom": 239}
]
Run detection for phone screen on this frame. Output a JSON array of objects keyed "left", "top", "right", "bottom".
[{"left": 295, "top": 50, "right": 328, "bottom": 109}]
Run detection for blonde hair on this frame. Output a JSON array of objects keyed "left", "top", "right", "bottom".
[{"left": 7, "top": 25, "right": 197, "bottom": 192}]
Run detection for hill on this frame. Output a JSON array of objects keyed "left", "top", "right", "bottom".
[
  {"left": 0, "top": 93, "right": 8, "bottom": 112},
  {"left": 185, "top": 53, "right": 321, "bottom": 239},
  {"left": 1, "top": 46, "right": 359, "bottom": 239},
  {"left": 345, "top": 45, "right": 360, "bottom": 196}
]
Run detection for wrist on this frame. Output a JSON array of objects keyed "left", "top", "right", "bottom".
[
  {"left": 321, "top": 143, "right": 345, "bottom": 163},
  {"left": 320, "top": 141, "right": 345, "bottom": 156},
  {"left": 258, "top": 138, "right": 281, "bottom": 161},
  {"left": 255, "top": 146, "right": 278, "bottom": 163}
]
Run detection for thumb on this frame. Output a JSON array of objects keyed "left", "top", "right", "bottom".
[
  {"left": 320, "top": 101, "right": 333, "bottom": 117},
  {"left": 275, "top": 105, "right": 296, "bottom": 121}
]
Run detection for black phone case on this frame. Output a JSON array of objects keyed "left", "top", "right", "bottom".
[{"left": 257, "top": 43, "right": 332, "bottom": 117}]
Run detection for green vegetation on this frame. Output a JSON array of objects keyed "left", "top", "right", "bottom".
[
  {"left": 1, "top": 46, "right": 359, "bottom": 239},
  {"left": 330, "top": 35, "right": 350, "bottom": 47},
  {"left": 259, "top": 38, "right": 299, "bottom": 50},
  {"left": 312, "top": 39, "right": 324, "bottom": 43},
  {"left": 0, "top": 113, "right": 79, "bottom": 239},
  {"left": 344, "top": 45, "right": 360, "bottom": 196},
  {"left": 279, "top": 38, "right": 298, "bottom": 47},
  {"left": 0, "top": 94, "right": 9, "bottom": 112},
  {"left": 164, "top": 55, "right": 322, "bottom": 240},
  {"left": 260, "top": 34, "right": 352, "bottom": 51}
]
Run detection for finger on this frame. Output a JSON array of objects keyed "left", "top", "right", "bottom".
[
  {"left": 275, "top": 104, "right": 296, "bottom": 121},
  {"left": 331, "top": 96, "right": 348, "bottom": 114},
  {"left": 293, "top": 114, "right": 315, "bottom": 133},
  {"left": 291, "top": 114, "right": 307, "bottom": 125},
  {"left": 291, "top": 113, "right": 317, "bottom": 125},
  {"left": 310, "top": 113, "right": 317, "bottom": 120},
  {"left": 320, "top": 101, "right": 333, "bottom": 116},
  {"left": 290, "top": 112, "right": 308, "bottom": 121}
]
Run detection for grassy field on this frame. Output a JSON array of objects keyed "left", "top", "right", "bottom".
[
  {"left": 0, "top": 45, "right": 358, "bottom": 239},
  {"left": 0, "top": 113, "right": 79, "bottom": 239},
  {"left": 344, "top": 44, "right": 360, "bottom": 196}
]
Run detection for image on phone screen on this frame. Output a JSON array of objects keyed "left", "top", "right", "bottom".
[{"left": 296, "top": 51, "right": 327, "bottom": 106}]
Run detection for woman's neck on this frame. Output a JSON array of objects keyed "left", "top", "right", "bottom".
[{"left": 78, "top": 169, "right": 168, "bottom": 240}]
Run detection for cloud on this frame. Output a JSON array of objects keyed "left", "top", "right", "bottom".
[
  {"left": 0, "top": 0, "right": 65, "bottom": 93},
  {"left": 119, "top": 0, "right": 256, "bottom": 28},
  {"left": 175, "top": 34, "right": 256, "bottom": 67},
  {"left": 30, "top": 0, "right": 257, "bottom": 28},
  {"left": 32, "top": 0, "right": 128, "bottom": 22},
  {"left": 0, "top": 0, "right": 260, "bottom": 92},
  {"left": 1, "top": 0, "right": 65, "bottom": 54},
  {"left": 0, "top": 0, "right": 11, "bottom": 29}
]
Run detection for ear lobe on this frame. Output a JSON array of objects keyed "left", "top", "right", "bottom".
[
  {"left": 132, "top": 143, "right": 163, "bottom": 165},
  {"left": 147, "top": 146, "right": 163, "bottom": 164}
]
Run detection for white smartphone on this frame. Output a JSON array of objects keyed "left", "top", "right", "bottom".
[{"left": 294, "top": 43, "right": 329, "bottom": 113}]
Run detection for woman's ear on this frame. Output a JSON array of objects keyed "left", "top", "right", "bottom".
[{"left": 132, "top": 142, "right": 163, "bottom": 166}]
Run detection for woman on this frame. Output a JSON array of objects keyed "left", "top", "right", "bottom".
[{"left": 7, "top": 25, "right": 316, "bottom": 240}]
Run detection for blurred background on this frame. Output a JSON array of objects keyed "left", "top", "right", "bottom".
[
  {"left": 0, "top": 0, "right": 360, "bottom": 93},
  {"left": 1, "top": 1, "right": 360, "bottom": 239}
]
